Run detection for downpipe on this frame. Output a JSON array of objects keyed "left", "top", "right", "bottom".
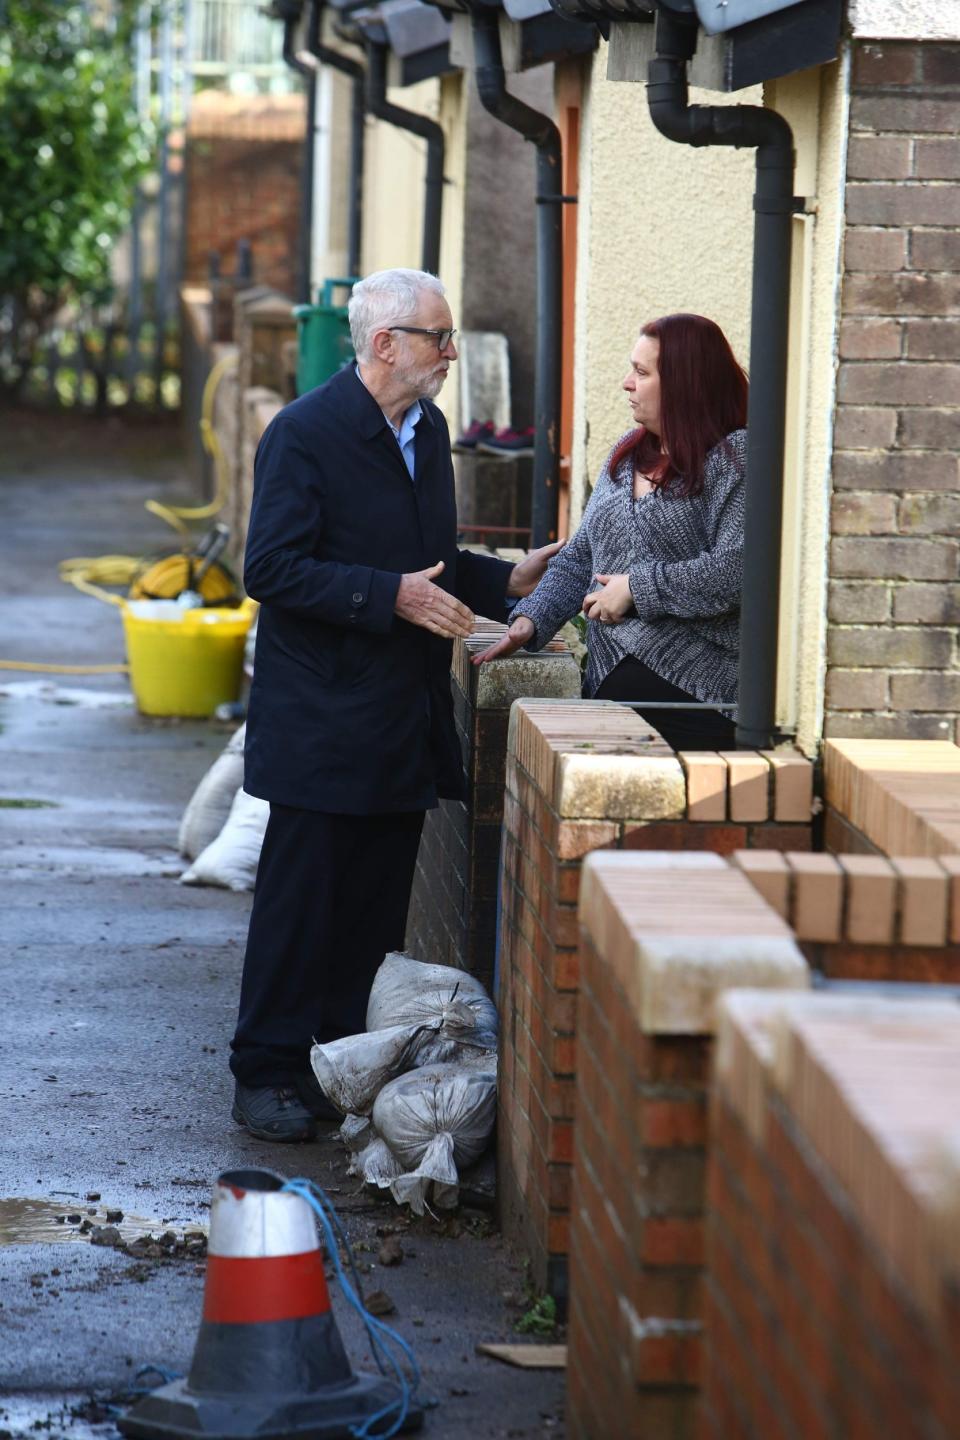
[
  {"left": 471, "top": 6, "right": 562, "bottom": 547},
  {"left": 647, "top": 8, "right": 795, "bottom": 750},
  {"left": 281, "top": 7, "right": 316, "bottom": 304},
  {"left": 365, "top": 41, "right": 444, "bottom": 275},
  {"left": 307, "top": 0, "right": 364, "bottom": 277}
]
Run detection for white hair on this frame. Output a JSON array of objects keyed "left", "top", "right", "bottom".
[{"left": 348, "top": 268, "right": 446, "bottom": 363}]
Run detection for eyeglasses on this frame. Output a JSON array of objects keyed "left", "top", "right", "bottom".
[{"left": 389, "top": 326, "right": 457, "bottom": 351}]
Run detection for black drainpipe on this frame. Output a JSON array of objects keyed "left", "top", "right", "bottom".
[
  {"left": 647, "top": 6, "right": 795, "bottom": 750},
  {"left": 280, "top": 2, "right": 316, "bottom": 304},
  {"left": 365, "top": 40, "right": 444, "bottom": 275},
  {"left": 307, "top": 0, "right": 364, "bottom": 277},
  {"left": 471, "top": 6, "right": 562, "bottom": 548}
]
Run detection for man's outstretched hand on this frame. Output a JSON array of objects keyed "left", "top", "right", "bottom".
[
  {"left": 506, "top": 539, "right": 566, "bottom": 598},
  {"left": 472, "top": 614, "right": 536, "bottom": 665},
  {"left": 395, "top": 561, "right": 475, "bottom": 639}
]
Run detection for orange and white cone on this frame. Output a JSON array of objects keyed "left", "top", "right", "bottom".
[{"left": 119, "top": 1166, "right": 422, "bottom": 1438}]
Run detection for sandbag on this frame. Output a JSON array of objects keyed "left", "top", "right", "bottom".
[
  {"left": 348, "top": 1133, "right": 404, "bottom": 1190},
  {"left": 180, "top": 786, "right": 268, "bottom": 892},
  {"left": 372, "top": 1061, "right": 497, "bottom": 1215},
  {"left": 177, "top": 724, "right": 246, "bottom": 860},
  {"left": 366, "top": 953, "right": 498, "bottom": 1058}
]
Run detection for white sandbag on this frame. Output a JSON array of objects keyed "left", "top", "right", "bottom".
[
  {"left": 311, "top": 1023, "right": 427, "bottom": 1116},
  {"left": 366, "top": 953, "right": 498, "bottom": 1057},
  {"left": 177, "top": 725, "right": 246, "bottom": 859},
  {"left": 372, "top": 1062, "right": 497, "bottom": 1216},
  {"left": 180, "top": 786, "right": 268, "bottom": 892},
  {"left": 348, "top": 1132, "right": 405, "bottom": 1189},
  {"left": 339, "top": 1113, "right": 373, "bottom": 1153}
]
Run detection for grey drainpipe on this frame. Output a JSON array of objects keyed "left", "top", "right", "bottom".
[
  {"left": 365, "top": 41, "right": 444, "bottom": 275},
  {"left": 647, "top": 7, "right": 795, "bottom": 750},
  {"left": 280, "top": 4, "right": 316, "bottom": 304},
  {"left": 307, "top": 0, "right": 364, "bottom": 277},
  {"left": 470, "top": 5, "right": 562, "bottom": 548}
]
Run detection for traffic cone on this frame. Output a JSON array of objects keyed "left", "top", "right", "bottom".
[{"left": 118, "top": 1166, "right": 422, "bottom": 1438}]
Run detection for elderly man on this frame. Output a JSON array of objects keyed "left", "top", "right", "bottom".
[{"left": 230, "top": 267, "right": 559, "bottom": 1141}]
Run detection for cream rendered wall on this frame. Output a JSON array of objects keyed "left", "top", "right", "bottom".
[
  {"left": 570, "top": 41, "right": 759, "bottom": 528},
  {"left": 767, "top": 56, "right": 849, "bottom": 754}
]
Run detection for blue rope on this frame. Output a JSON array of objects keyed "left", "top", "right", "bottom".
[{"left": 282, "top": 1177, "right": 423, "bottom": 1440}]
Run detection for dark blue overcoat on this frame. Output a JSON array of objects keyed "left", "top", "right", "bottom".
[{"left": 242, "top": 364, "right": 512, "bottom": 814}]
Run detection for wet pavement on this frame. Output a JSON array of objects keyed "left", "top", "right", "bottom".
[{"left": 0, "top": 414, "right": 565, "bottom": 1439}]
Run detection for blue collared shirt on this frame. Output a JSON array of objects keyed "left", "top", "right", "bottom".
[{"left": 356, "top": 364, "right": 422, "bottom": 481}]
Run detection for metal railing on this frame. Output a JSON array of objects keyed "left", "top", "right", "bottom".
[{"left": 189, "top": 0, "right": 289, "bottom": 77}]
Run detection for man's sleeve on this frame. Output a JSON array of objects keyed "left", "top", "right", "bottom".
[
  {"left": 453, "top": 548, "right": 514, "bottom": 622},
  {"left": 244, "top": 413, "right": 401, "bottom": 632}
]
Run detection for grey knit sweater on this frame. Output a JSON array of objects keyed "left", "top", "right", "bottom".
[{"left": 512, "top": 429, "right": 747, "bottom": 704}]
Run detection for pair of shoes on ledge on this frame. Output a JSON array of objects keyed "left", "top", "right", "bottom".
[
  {"left": 454, "top": 420, "right": 536, "bottom": 457},
  {"left": 232, "top": 1075, "right": 340, "bottom": 1143}
]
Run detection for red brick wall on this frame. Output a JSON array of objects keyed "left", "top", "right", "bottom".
[
  {"left": 185, "top": 94, "right": 305, "bottom": 300},
  {"left": 827, "top": 40, "right": 960, "bottom": 742},
  {"left": 497, "top": 701, "right": 813, "bottom": 1301},
  {"left": 705, "top": 992, "right": 960, "bottom": 1439}
]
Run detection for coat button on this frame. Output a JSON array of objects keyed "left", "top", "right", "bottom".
[{"left": 352, "top": 591, "right": 364, "bottom": 604}]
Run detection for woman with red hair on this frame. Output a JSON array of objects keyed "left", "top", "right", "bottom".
[{"left": 475, "top": 313, "right": 748, "bottom": 751}]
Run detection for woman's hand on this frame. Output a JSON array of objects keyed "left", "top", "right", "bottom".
[
  {"left": 583, "top": 573, "right": 633, "bottom": 624},
  {"left": 471, "top": 614, "right": 536, "bottom": 664},
  {"left": 506, "top": 539, "right": 566, "bottom": 598}
]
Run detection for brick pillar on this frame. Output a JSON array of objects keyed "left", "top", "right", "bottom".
[
  {"left": 404, "top": 625, "right": 580, "bottom": 989},
  {"left": 827, "top": 39, "right": 960, "bottom": 743},
  {"left": 567, "top": 852, "right": 807, "bottom": 1440},
  {"left": 705, "top": 990, "right": 960, "bottom": 1438}
]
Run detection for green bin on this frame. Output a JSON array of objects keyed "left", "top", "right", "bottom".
[{"left": 293, "top": 276, "right": 359, "bottom": 395}]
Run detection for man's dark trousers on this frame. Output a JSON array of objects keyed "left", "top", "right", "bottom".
[{"left": 229, "top": 803, "right": 424, "bottom": 1087}]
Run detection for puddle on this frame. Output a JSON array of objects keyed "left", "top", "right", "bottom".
[
  {"left": 0, "top": 1391, "right": 124, "bottom": 1439},
  {"left": 6, "top": 846, "right": 183, "bottom": 878},
  {"left": 0, "top": 682, "right": 132, "bottom": 708},
  {"left": 0, "top": 1197, "right": 206, "bottom": 1247}
]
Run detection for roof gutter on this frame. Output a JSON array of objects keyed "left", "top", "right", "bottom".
[
  {"left": 365, "top": 39, "right": 444, "bottom": 275},
  {"left": 647, "top": 5, "right": 795, "bottom": 750},
  {"left": 470, "top": 4, "right": 562, "bottom": 547}
]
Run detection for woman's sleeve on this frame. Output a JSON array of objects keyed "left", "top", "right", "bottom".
[
  {"left": 509, "top": 474, "right": 604, "bottom": 651},
  {"left": 628, "top": 466, "right": 745, "bottom": 621}
]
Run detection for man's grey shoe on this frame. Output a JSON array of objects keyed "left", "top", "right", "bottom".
[
  {"left": 232, "top": 1082, "right": 317, "bottom": 1142},
  {"left": 294, "top": 1072, "right": 343, "bottom": 1125}
]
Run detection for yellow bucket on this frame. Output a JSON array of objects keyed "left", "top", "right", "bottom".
[{"left": 122, "top": 600, "right": 256, "bottom": 718}]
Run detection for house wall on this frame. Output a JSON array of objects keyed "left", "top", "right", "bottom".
[{"left": 825, "top": 39, "right": 960, "bottom": 743}]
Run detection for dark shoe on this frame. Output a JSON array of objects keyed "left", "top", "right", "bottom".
[
  {"left": 477, "top": 425, "right": 535, "bottom": 457},
  {"left": 453, "top": 419, "right": 495, "bottom": 452},
  {"left": 232, "top": 1082, "right": 317, "bottom": 1143},
  {"left": 294, "top": 1071, "right": 343, "bottom": 1125}
]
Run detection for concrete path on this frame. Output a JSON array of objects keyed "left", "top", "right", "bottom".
[{"left": 0, "top": 414, "right": 565, "bottom": 1439}]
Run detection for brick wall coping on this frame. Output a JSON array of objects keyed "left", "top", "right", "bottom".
[
  {"left": 824, "top": 738, "right": 960, "bottom": 856},
  {"left": 452, "top": 626, "right": 580, "bottom": 710},
  {"left": 715, "top": 990, "right": 960, "bottom": 1319},
  {"left": 733, "top": 848, "right": 960, "bottom": 947},
  {"left": 577, "top": 851, "right": 808, "bottom": 1036},
  {"left": 507, "top": 698, "right": 814, "bottom": 823}
]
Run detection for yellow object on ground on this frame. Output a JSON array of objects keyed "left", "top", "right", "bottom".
[{"left": 122, "top": 600, "right": 256, "bottom": 718}]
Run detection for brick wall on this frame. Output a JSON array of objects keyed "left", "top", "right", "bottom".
[
  {"left": 567, "top": 852, "right": 807, "bottom": 1440},
  {"left": 704, "top": 990, "right": 960, "bottom": 1439},
  {"left": 827, "top": 39, "right": 960, "bottom": 742},
  {"left": 822, "top": 736, "right": 960, "bottom": 855},
  {"left": 497, "top": 700, "right": 814, "bottom": 1301},
  {"left": 405, "top": 627, "right": 580, "bottom": 991},
  {"left": 185, "top": 93, "right": 305, "bottom": 300}
]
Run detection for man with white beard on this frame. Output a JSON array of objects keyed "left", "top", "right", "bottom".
[{"left": 229, "top": 268, "right": 560, "bottom": 1141}]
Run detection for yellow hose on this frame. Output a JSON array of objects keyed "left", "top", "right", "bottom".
[{"left": 144, "top": 351, "right": 239, "bottom": 536}]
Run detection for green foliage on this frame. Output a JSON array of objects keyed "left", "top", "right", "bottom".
[
  {"left": 516, "top": 1293, "right": 557, "bottom": 1337},
  {"left": 0, "top": 2, "right": 155, "bottom": 386}
]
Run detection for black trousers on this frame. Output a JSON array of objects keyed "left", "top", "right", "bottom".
[
  {"left": 229, "top": 804, "right": 425, "bottom": 1088},
  {"left": 594, "top": 656, "right": 737, "bottom": 753}
]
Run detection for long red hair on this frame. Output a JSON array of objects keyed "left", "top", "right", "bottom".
[{"left": 609, "top": 313, "right": 748, "bottom": 498}]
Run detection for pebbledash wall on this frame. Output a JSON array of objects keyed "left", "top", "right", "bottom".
[{"left": 826, "top": 34, "right": 960, "bottom": 744}]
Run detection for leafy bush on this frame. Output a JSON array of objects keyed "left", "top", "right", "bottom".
[{"left": 0, "top": 2, "right": 155, "bottom": 394}]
